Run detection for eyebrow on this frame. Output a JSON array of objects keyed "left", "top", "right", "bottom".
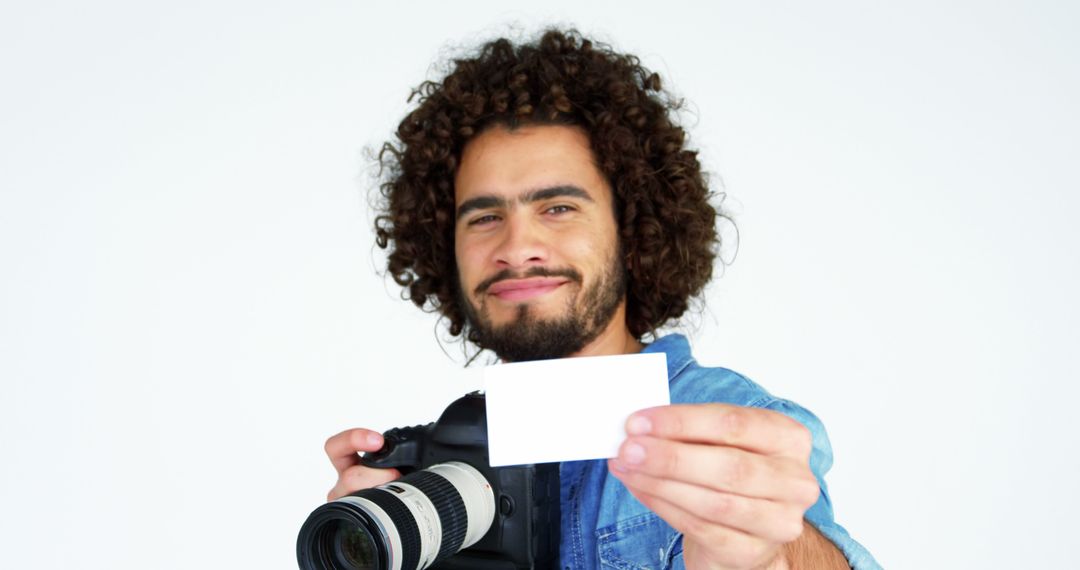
[{"left": 455, "top": 185, "right": 595, "bottom": 221}]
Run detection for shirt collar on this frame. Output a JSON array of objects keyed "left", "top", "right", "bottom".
[{"left": 641, "top": 333, "right": 695, "bottom": 380}]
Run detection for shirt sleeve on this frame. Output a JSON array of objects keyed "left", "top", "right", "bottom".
[{"left": 758, "top": 398, "right": 883, "bottom": 570}]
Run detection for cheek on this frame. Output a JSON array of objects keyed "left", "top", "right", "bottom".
[
  {"left": 566, "top": 225, "right": 618, "bottom": 264},
  {"left": 455, "top": 236, "right": 484, "bottom": 288}
]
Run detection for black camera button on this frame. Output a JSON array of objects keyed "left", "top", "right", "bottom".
[{"left": 499, "top": 495, "right": 514, "bottom": 516}]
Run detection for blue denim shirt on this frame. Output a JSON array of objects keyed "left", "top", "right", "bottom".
[{"left": 559, "top": 334, "right": 881, "bottom": 570}]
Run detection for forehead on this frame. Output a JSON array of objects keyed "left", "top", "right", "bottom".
[{"left": 453, "top": 124, "right": 611, "bottom": 204}]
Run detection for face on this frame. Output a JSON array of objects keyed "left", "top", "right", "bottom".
[{"left": 453, "top": 124, "right": 627, "bottom": 361}]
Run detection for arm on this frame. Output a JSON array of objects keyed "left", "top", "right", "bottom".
[
  {"left": 768, "top": 520, "right": 849, "bottom": 570},
  {"left": 683, "top": 519, "right": 848, "bottom": 570}
]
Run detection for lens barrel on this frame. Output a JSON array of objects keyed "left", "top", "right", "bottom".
[{"left": 297, "top": 462, "right": 495, "bottom": 570}]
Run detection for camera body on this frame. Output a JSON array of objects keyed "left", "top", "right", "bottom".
[{"left": 361, "top": 391, "right": 560, "bottom": 570}]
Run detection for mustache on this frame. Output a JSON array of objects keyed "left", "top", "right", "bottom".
[{"left": 474, "top": 267, "right": 583, "bottom": 297}]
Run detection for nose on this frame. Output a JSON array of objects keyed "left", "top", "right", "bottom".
[{"left": 492, "top": 213, "right": 547, "bottom": 269}]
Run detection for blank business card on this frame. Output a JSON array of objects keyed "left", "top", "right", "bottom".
[{"left": 483, "top": 352, "right": 669, "bottom": 467}]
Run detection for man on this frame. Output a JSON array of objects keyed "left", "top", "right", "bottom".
[{"left": 325, "top": 29, "right": 880, "bottom": 569}]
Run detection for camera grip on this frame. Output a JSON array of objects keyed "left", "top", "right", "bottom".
[{"left": 360, "top": 423, "right": 434, "bottom": 472}]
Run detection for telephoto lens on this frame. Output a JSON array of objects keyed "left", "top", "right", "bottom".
[{"left": 297, "top": 462, "right": 496, "bottom": 570}]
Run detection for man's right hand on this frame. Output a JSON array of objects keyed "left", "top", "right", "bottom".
[{"left": 324, "top": 428, "right": 402, "bottom": 501}]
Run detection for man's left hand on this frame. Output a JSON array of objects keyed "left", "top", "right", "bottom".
[{"left": 608, "top": 404, "right": 821, "bottom": 570}]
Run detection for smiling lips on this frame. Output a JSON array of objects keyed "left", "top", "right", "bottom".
[{"left": 487, "top": 277, "right": 569, "bottom": 301}]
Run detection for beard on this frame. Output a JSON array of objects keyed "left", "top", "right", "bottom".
[{"left": 460, "top": 253, "right": 627, "bottom": 362}]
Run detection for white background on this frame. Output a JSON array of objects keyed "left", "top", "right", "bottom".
[{"left": 2, "top": 1, "right": 1077, "bottom": 568}]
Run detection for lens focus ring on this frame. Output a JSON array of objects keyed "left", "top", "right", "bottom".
[{"left": 399, "top": 470, "right": 468, "bottom": 563}]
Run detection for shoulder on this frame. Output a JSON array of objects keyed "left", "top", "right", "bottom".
[
  {"left": 657, "top": 337, "right": 827, "bottom": 442},
  {"left": 650, "top": 334, "right": 785, "bottom": 408},
  {"left": 670, "top": 360, "right": 773, "bottom": 406}
]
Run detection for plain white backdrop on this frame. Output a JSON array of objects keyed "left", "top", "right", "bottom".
[{"left": 2, "top": 1, "right": 1077, "bottom": 568}]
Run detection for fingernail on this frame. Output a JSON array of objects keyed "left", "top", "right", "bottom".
[
  {"left": 367, "top": 433, "right": 383, "bottom": 447},
  {"left": 622, "top": 442, "right": 646, "bottom": 464},
  {"left": 626, "top": 415, "right": 652, "bottom": 435}
]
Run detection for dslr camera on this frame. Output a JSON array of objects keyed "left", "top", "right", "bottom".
[{"left": 297, "top": 392, "right": 560, "bottom": 570}]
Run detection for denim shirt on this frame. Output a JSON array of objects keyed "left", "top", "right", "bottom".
[{"left": 559, "top": 334, "right": 881, "bottom": 570}]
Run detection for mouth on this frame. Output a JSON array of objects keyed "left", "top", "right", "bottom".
[{"left": 486, "top": 277, "right": 569, "bottom": 302}]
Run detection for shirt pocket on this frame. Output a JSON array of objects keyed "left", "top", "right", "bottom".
[{"left": 595, "top": 512, "right": 683, "bottom": 570}]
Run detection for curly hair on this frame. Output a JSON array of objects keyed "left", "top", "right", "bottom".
[{"left": 374, "top": 28, "right": 724, "bottom": 348}]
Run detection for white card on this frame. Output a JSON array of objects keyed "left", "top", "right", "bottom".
[{"left": 483, "top": 352, "right": 669, "bottom": 467}]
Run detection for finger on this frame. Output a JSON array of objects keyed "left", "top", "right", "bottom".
[
  {"left": 616, "top": 436, "right": 820, "bottom": 506},
  {"left": 626, "top": 487, "right": 779, "bottom": 570},
  {"left": 325, "top": 428, "right": 386, "bottom": 475},
  {"left": 328, "top": 465, "right": 402, "bottom": 501},
  {"left": 627, "top": 404, "right": 812, "bottom": 460},
  {"left": 609, "top": 459, "right": 806, "bottom": 544}
]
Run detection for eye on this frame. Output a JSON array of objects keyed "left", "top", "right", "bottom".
[
  {"left": 467, "top": 214, "right": 500, "bottom": 226},
  {"left": 545, "top": 204, "right": 576, "bottom": 215}
]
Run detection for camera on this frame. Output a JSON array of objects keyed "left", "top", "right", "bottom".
[{"left": 297, "top": 391, "right": 560, "bottom": 570}]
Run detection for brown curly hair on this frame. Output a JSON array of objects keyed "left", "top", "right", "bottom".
[{"left": 374, "top": 28, "right": 725, "bottom": 348}]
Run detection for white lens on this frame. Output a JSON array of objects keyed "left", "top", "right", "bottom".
[
  {"left": 427, "top": 462, "right": 496, "bottom": 548},
  {"left": 302, "top": 462, "right": 497, "bottom": 570}
]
